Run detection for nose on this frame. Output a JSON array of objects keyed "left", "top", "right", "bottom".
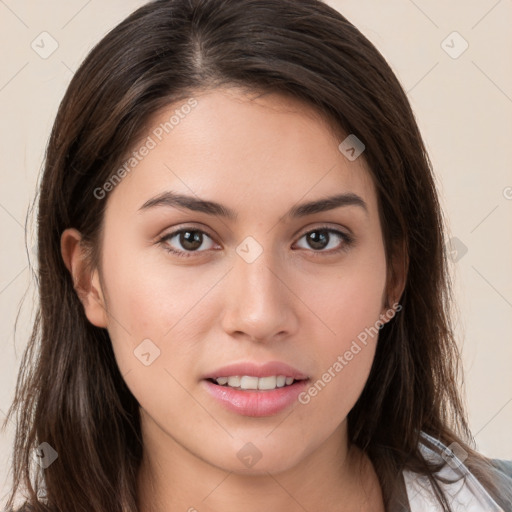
[{"left": 220, "top": 245, "right": 299, "bottom": 344}]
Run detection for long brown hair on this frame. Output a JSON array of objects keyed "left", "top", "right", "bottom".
[{"left": 3, "top": 1, "right": 510, "bottom": 511}]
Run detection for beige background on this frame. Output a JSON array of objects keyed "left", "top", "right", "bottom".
[{"left": 1, "top": 0, "right": 511, "bottom": 502}]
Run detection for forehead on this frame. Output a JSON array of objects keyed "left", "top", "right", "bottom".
[{"left": 106, "top": 87, "right": 377, "bottom": 220}]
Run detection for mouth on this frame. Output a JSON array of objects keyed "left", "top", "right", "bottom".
[
  {"left": 201, "top": 361, "right": 311, "bottom": 417},
  {"left": 202, "top": 377, "right": 310, "bottom": 417}
]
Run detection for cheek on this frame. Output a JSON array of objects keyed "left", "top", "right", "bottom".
[
  {"left": 295, "top": 299, "right": 381, "bottom": 440},
  {"left": 101, "top": 237, "right": 191, "bottom": 332},
  {"left": 307, "top": 243, "right": 387, "bottom": 344},
  {"left": 294, "top": 340, "right": 377, "bottom": 449},
  {"left": 99, "top": 242, "right": 221, "bottom": 377},
  {"left": 295, "top": 247, "right": 387, "bottom": 420},
  {"left": 100, "top": 254, "right": 213, "bottom": 422}
]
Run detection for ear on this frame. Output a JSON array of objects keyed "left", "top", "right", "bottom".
[
  {"left": 381, "top": 238, "right": 408, "bottom": 317},
  {"left": 60, "top": 228, "right": 108, "bottom": 328}
]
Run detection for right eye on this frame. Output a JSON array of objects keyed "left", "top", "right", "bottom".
[{"left": 158, "top": 228, "right": 219, "bottom": 258}]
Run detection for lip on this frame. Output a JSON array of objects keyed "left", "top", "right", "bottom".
[
  {"left": 201, "top": 361, "right": 309, "bottom": 380},
  {"left": 202, "top": 379, "right": 309, "bottom": 417},
  {"left": 201, "top": 361, "right": 310, "bottom": 417}
]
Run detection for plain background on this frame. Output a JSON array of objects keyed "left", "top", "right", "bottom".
[{"left": 1, "top": 0, "right": 511, "bottom": 502}]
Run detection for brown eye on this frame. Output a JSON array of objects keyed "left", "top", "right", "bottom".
[
  {"left": 294, "top": 227, "right": 354, "bottom": 255},
  {"left": 177, "top": 230, "right": 204, "bottom": 251},
  {"left": 160, "top": 229, "right": 217, "bottom": 258}
]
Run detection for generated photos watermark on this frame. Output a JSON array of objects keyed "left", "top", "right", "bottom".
[
  {"left": 298, "top": 302, "right": 402, "bottom": 405},
  {"left": 93, "top": 97, "right": 198, "bottom": 200}
]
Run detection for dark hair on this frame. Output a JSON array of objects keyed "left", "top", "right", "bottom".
[{"left": 3, "top": 0, "right": 510, "bottom": 511}]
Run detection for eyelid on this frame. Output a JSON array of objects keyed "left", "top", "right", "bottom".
[
  {"left": 157, "top": 223, "right": 218, "bottom": 242},
  {"left": 295, "top": 222, "right": 353, "bottom": 239},
  {"left": 158, "top": 221, "right": 352, "bottom": 241}
]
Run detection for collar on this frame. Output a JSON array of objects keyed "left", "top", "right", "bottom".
[{"left": 403, "top": 432, "right": 504, "bottom": 511}]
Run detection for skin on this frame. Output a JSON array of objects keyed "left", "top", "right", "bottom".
[{"left": 61, "top": 88, "right": 405, "bottom": 512}]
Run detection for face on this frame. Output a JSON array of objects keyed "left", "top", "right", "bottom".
[{"left": 68, "top": 88, "right": 398, "bottom": 475}]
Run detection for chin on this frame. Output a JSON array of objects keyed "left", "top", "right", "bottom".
[{"left": 205, "top": 438, "right": 310, "bottom": 476}]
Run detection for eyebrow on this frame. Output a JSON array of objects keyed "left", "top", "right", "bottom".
[{"left": 138, "top": 191, "right": 368, "bottom": 220}]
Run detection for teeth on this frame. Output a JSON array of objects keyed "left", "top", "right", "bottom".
[
  {"left": 276, "top": 375, "right": 286, "bottom": 387},
  {"left": 240, "top": 376, "right": 258, "bottom": 389},
  {"left": 258, "top": 376, "right": 276, "bottom": 390},
  {"left": 227, "top": 376, "right": 241, "bottom": 387},
  {"left": 214, "top": 375, "right": 297, "bottom": 390}
]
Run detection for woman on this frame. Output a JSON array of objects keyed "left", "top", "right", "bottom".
[{"left": 2, "top": 0, "right": 511, "bottom": 511}]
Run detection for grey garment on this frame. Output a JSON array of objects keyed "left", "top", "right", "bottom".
[
  {"left": 490, "top": 459, "right": 512, "bottom": 512},
  {"left": 396, "top": 454, "right": 512, "bottom": 512},
  {"left": 385, "top": 431, "right": 512, "bottom": 512},
  {"left": 412, "top": 433, "right": 512, "bottom": 511},
  {"left": 492, "top": 458, "right": 512, "bottom": 478}
]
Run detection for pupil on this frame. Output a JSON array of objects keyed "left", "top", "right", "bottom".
[
  {"left": 308, "top": 230, "right": 328, "bottom": 250},
  {"left": 181, "top": 230, "right": 202, "bottom": 250}
]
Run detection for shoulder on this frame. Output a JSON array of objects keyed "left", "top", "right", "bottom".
[
  {"left": 489, "top": 458, "right": 512, "bottom": 502},
  {"left": 491, "top": 458, "right": 512, "bottom": 478}
]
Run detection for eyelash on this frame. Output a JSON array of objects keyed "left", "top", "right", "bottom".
[{"left": 157, "top": 225, "right": 355, "bottom": 259}]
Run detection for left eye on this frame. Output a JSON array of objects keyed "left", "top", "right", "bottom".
[
  {"left": 159, "top": 226, "right": 353, "bottom": 258},
  {"left": 294, "top": 228, "right": 353, "bottom": 253}
]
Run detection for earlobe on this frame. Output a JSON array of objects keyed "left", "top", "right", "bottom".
[{"left": 60, "top": 228, "right": 108, "bottom": 328}]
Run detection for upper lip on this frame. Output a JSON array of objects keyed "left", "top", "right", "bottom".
[{"left": 202, "top": 361, "right": 309, "bottom": 380}]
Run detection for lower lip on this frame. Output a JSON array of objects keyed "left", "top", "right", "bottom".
[{"left": 202, "top": 379, "right": 309, "bottom": 417}]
